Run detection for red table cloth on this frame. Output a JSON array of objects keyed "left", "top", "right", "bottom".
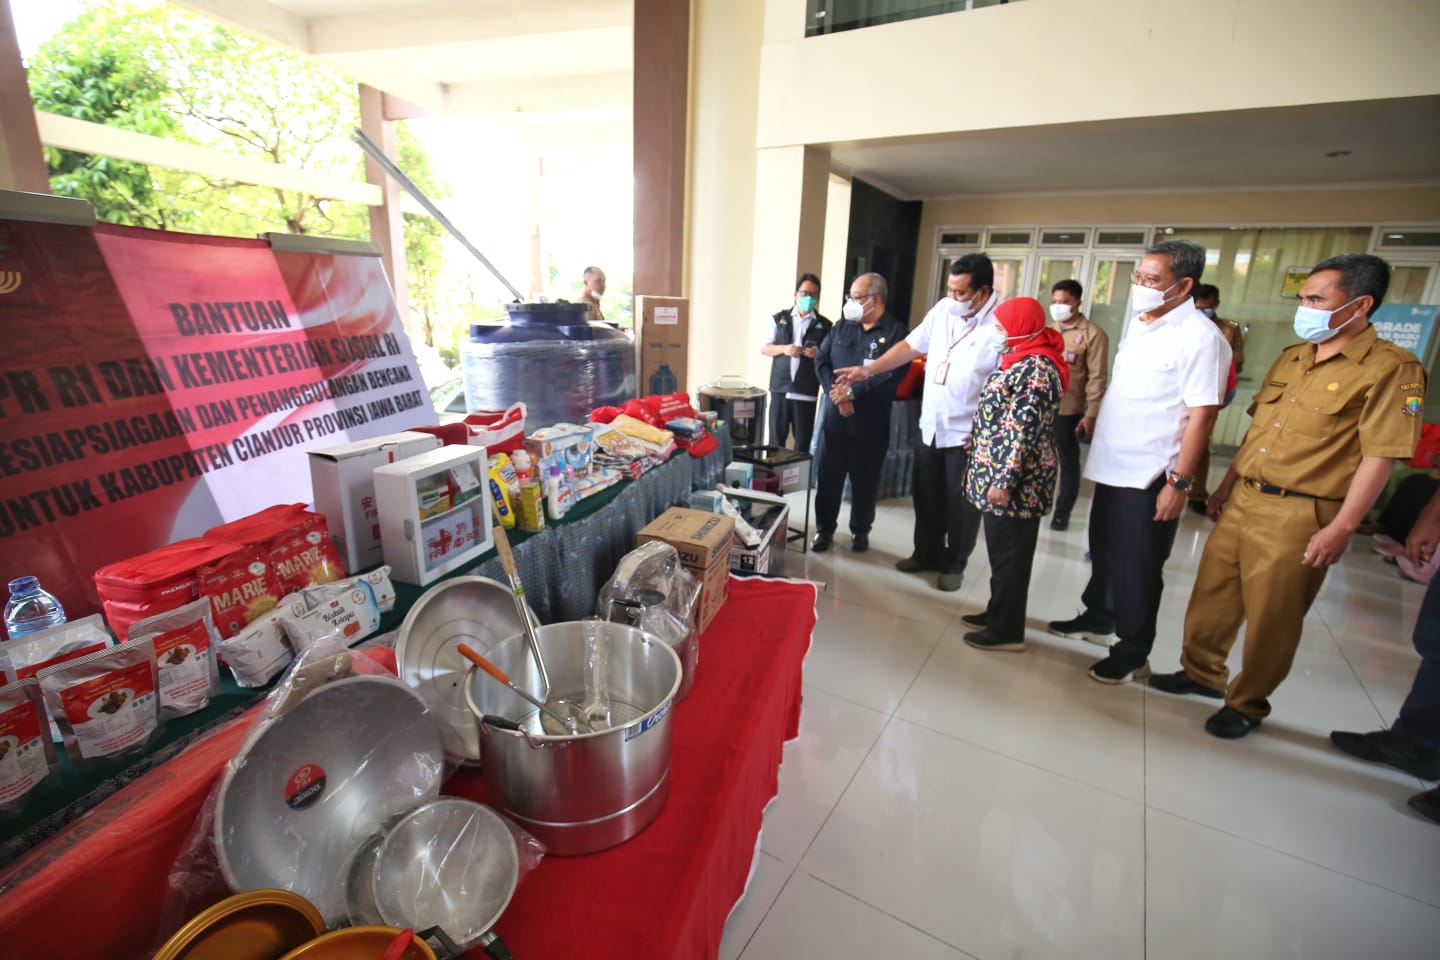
[{"left": 0, "top": 576, "right": 816, "bottom": 960}]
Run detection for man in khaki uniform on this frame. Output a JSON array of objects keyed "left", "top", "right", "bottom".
[
  {"left": 1048, "top": 279, "right": 1109, "bottom": 530},
  {"left": 1188, "top": 284, "right": 1246, "bottom": 512},
  {"left": 1151, "top": 253, "right": 1426, "bottom": 738}
]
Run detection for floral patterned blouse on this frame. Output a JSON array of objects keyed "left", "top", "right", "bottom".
[{"left": 964, "top": 354, "right": 1063, "bottom": 518}]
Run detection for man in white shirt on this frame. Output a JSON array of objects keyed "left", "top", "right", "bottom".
[
  {"left": 1048, "top": 240, "right": 1231, "bottom": 682},
  {"left": 835, "top": 253, "right": 1002, "bottom": 591},
  {"left": 760, "top": 273, "right": 831, "bottom": 452}
]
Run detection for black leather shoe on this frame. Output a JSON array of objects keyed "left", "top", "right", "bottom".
[
  {"left": 1049, "top": 515, "right": 1069, "bottom": 531},
  {"left": 811, "top": 532, "right": 832, "bottom": 552},
  {"left": 1149, "top": 670, "right": 1224, "bottom": 700},
  {"left": 961, "top": 611, "right": 989, "bottom": 628},
  {"left": 1409, "top": 786, "right": 1440, "bottom": 825},
  {"left": 1205, "top": 706, "right": 1261, "bottom": 739},
  {"left": 895, "top": 555, "right": 937, "bottom": 573},
  {"left": 1330, "top": 729, "right": 1440, "bottom": 780},
  {"left": 851, "top": 533, "right": 869, "bottom": 553},
  {"left": 964, "top": 629, "right": 1025, "bottom": 652}
]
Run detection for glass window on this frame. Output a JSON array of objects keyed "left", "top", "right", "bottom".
[
  {"left": 1095, "top": 229, "right": 1147, "bottom": 247},
  {"left": 1378, "top": 230, "right": 1440, "bottom": 249},
  {"left": 987, "top": 228, "right": 1033, "bottom": 246},
  {"left": 938, "top": 230, "right": 981, "bottom": 245},
  {"left": 1037, "top": 257, "right": 1083, "bottom": 300},
  {"left": 1039, "top": 229, "right": 1088, "bottom": 246}
]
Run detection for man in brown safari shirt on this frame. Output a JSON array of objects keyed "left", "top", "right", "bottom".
[
  {"left": 1048, "top": 279, "right": 1109, "bottom": 530},
  {"left": 1151, "top": 254, "right": 1426, "bottom": 739}
]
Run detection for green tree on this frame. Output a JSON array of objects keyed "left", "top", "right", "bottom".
[{"left": 26, "top": 0, "right": 450, "bottom": 343}]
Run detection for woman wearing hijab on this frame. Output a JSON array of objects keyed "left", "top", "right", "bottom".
[{"left": 960, "top": 297, "right": 1069, "bottom": 651}]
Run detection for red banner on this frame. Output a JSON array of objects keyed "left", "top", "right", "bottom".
[{"left": 0, "top": 218, "right": 431, "bottom": 621}]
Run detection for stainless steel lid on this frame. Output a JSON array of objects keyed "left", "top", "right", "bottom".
[{"left": 396, "top": 576, "right": 533, "bottom": 762}]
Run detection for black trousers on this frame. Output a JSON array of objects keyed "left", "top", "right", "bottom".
[
  {"left": 814, "top": 426, "right": 887, "bottom": 536},
  {"left": 768, "top": 393, "right": 817, "bottom": 452},
  {"left": 1080, "top": 478, "right": 1179, "bottom": 664},
  {"left": 982, "top": 512, "right": 1042, "bottom": 641},
  {"left": 1053, "top": 413, "right": 1082, "bottom": 521},
  {"left": 911, "top": 438, "right": 981, "bottom": 574}
]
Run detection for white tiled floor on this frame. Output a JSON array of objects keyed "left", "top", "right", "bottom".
[{"left": 720, "top": 484, "right": 1440, "bottom": 960}]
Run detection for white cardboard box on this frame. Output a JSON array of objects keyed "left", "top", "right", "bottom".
[
  {"left": 373, "top": 444, "right": 494, "bottom": 585},
  {"left": 308, "top": 431, "right": 441, "bottom": 571},
  {"left": 721, "top": 487, "right": 790, "bottom": 577}
]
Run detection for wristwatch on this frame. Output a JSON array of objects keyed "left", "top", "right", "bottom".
[{"left": 1167, "top": 472, "right": 1195, "bottom": 493}]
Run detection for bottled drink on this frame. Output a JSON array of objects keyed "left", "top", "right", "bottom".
[{"left": 4, "top": 576, "right": 67, "bottom": 640}]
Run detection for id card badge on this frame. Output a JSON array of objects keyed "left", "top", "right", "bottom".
[
  {"left": 863, "top": 356, "right": 876, "bottom": 366},
  {"left": 932, "top": 360, "right": 950, "bottom": 385}
]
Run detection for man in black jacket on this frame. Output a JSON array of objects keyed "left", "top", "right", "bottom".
[
  {"left": 761, "top": 273, "right": 831, "bottom": 452},
  {"left": 812, "top": 273, "right": 907, "bottom": 552}
]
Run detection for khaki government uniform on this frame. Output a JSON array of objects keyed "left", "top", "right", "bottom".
[
  {"left": 1190, "top": 315, "right": 1247, "bottom": 500},
  {"left": 1180, "top": 324, "right": 1425, "bottom": 718},
  {"left": 1055, "top": 316, "right": 1109, "bottom": 418}
]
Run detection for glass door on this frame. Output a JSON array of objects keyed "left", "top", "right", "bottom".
[
  {"left": 988, "top": 253, "right": 1031, "bottom": 302},
  {"left": 1036, "top": 255, "right": 1087, "bottom": 301},
  {"left": 1086, "top": 256, "right": 1138, "bottom": 353}
]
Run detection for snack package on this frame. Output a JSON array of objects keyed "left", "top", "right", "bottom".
[
  {"left": 487, "top": 455, "right": 516, "bottom": 529},
  {"left": 200, "top": 543, "right": 285, "bottom": 639},
  {"left": 0, "top": 679, "right": 59, "bottom": 811},
  {"left": 129, "top": 599, "right": 223, "bottom": 719},
  {"left": 6, "top": 614, "right": 114, "bottom": 681},
  {"left": 269, "top": 512, "right": 346, "bottom": 595},
  {"left": 38, "top": 639, "right": 160, "bottom": 763},
  {"left": 206, "top": 504, "right": 346, "bottom": 596},
  {"left": 217, "top": 604, "right": 296, "bottom": 688},
  {"left": 517, "top": 481, "right": 546, "bottom": 533},
  {"left": 304, "top": 566, "right": 397, "bottom": 615},
  {"left": 279, "top": 581, "right": 381, "bottom": 654}
]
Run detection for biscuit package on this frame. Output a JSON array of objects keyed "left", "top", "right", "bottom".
[
  {"left": 129, "top": 599, "right": 223, "bottom": 718},
  {"left": 200, "top": 544, "right": 285, "bottom": 639},
  {"left": 37, "top": 639, "right": 160, "bottom": 763}
]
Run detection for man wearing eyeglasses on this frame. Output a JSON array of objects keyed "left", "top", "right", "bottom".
[
  {"left": 1047, "top": 240, "right": 1231, "bottom": 683},
  {"left": 835, "top": 254, "right": 1002, "bottom": 591}
]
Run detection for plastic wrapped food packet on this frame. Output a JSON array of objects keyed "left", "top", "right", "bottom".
[
  {"left": 129, "top": 599, "right": 223, "bottom": 718},
  {"left": 0, "top": 679, "right": 59, "bottom": 811},
  {"left": 5, "top": 614, "right": 114, "bottom": 681},
  {"left": 303, "top": 565, "right": 396, "bottom": 615},
  {"left": 217, "top": 602, "right": 297, "bottom": 688},
  {"left": 200, "top": 543, "right": 285, "bottom": 638},
  {"left": 37, "top": 639, "right": 160, "bottom": 763},
  {"left": 280, "top": 581, "right": 380, "bottom": 654}
]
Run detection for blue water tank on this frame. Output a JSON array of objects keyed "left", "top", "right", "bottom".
[{"left": 460, "top": 302, "right": 636, "bottom": 428}]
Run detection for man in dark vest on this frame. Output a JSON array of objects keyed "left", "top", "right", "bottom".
[{"left": 760, "top": 273, "right": 831, "bottom": 451}]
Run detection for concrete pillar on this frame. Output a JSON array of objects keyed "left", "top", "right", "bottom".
[
  {"left": 358, "top": 84, "right": 408, "bottom": 323},
  {"left": 633, "top": 0, "right": 689, "bottom": 299},
  {"left": 0, "top": 0, "right": 48, "bottom": 194},
  {"left": 745, "top": 144, "right": 831, "bottom": 385}
]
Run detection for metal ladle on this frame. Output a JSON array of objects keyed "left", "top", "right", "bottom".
[{"left": 457, "top": 643, "right": 594, "bottom": 734}]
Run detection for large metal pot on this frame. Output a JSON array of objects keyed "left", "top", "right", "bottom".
[{"left": 463, "top": 621, "right": 681, "bottom": 855}]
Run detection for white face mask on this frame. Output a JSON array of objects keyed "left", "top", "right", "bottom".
[
  {"left": 1293, "top": 297, "right": 1362, "bottom": 343},
  {"left": 1049, "top": 303, "right": 1074, "bottom": 323},
  {"left": 842, "top": 297, "right": 865, "bottom": 321},
  {"left": 1130, "top": 281, "right": 1180, "bottom": 314}
]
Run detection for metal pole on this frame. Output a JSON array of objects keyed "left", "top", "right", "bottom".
[{"left": 353, "top": 128, "right": 526, "bottom": 302}]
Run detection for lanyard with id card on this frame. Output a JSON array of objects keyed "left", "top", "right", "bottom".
[{"left": 934, "top": 312, "right": 976, "bottom": 385}]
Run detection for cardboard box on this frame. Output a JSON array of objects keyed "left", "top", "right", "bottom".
[
  {"left": 636, "top": 296, "right": 689, "bottom": 395},
  {"left": 308, "top": 431, "right": 441, "bottom": 571},
  {"left": 721, "top": 488, "right": 790, "bottom": 577},
  {"left": 636, "top": 507, "right": 734, "bottom": 632}
]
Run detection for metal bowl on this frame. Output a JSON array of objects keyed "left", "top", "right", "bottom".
[
  {"left": 373, "top": 798, "right": 519, "bottom": 945},
  {"left": 215, "top": 676, "right": 445, "bottom": 925},
  {"left": 396, "top": 576, "right": 533, "bottom": 763}
]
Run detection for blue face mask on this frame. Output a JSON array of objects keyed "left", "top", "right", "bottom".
[
  {"left": 797, "top": 295, "right": 816, "bottom": 314},
  {"left": 1199, "top": 307, "right": 1216, "bottom": 319},
  {"left": 1293, "top": 297, "right": 1361, "bottom": 343}
]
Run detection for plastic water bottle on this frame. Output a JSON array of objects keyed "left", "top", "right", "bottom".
[{"left": 4, "top": 576, "right": 67, "bottom": 640}]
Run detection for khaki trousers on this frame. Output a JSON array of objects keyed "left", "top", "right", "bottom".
[{"left": 1179, "top": 481, "right": 1341, "bottom": 718}]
